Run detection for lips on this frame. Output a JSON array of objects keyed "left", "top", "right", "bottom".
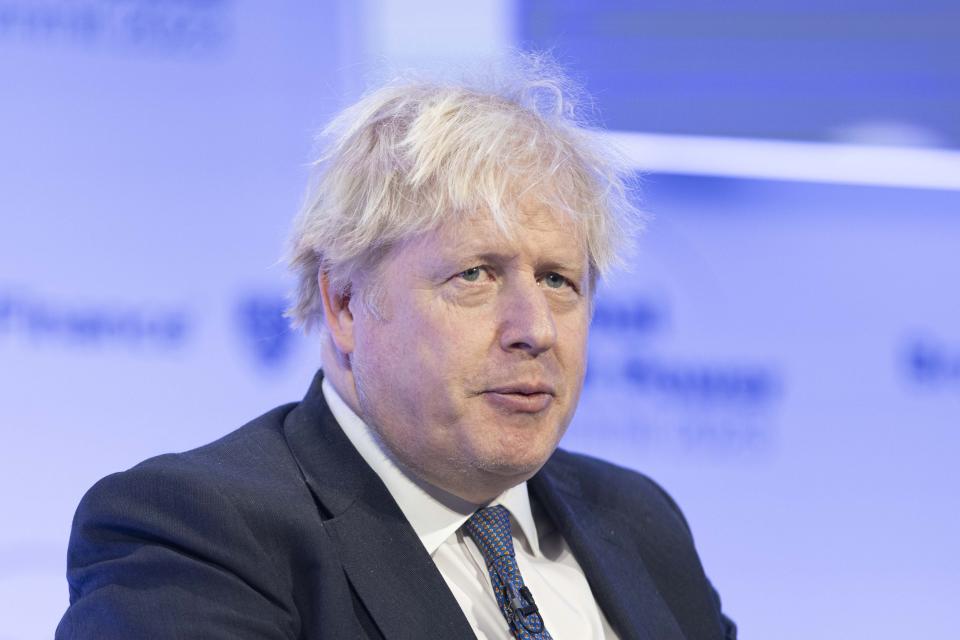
[
  {"left": 486, "top": 382, "right": 555, "bottom": 396},
  {"left": 482, "top": 382, "right": 555, "bottom": 413}
]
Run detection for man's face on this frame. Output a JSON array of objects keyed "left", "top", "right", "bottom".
[{"left": 347, "top": 206, "right": 591, "bottom": 502}]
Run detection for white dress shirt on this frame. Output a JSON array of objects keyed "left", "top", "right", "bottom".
[{"left": 322, "top": 379, "right": 618, "bottom": 639}]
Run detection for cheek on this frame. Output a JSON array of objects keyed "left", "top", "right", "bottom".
[
  {"left": 354, "top": 309, "right": 463, "bottom": 404},
  {"left": 355, "top": 321, "right": 401, "bottom": 372},
  {"left": 558, "top": 313, "right": 590, "bottom": 360},
  {"left": 350, "top": 314, "right": 412, "bottom": 409},
  {"left": 415, "top": 305, "right": 487, "bottom": 364}
]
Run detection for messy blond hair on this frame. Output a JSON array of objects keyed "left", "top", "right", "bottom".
[{"left": 287, "top": 55, "right": 640, "bottom": 331}]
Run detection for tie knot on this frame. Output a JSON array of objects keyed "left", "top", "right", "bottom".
[{"left": 463, "top": 505, "right": 516, "bottom": 566}]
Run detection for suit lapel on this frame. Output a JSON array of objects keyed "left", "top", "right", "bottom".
[
  {"left": 530, "top": 460, "right": 688, "bottom": 640},
  {"left": 282, "top": 373, "right": 475, "bottom": 639}
]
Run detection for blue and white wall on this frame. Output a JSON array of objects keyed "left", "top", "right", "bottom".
[{"left": 2, "top": 2, "right": 958, "bottom": 638}]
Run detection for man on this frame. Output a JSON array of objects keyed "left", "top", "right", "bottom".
[{"left": 57, "top": 62, "right": 736, "bottom": 639}]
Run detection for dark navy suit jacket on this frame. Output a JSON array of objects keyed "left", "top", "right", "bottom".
[{"left": 57, "top": 373, "right": 736, "bottom": 639}]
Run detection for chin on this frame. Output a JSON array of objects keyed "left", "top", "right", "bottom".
[{"left": 475, "top": 437, "right": 559, "bottom": 479}]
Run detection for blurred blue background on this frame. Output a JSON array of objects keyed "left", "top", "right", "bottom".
[{"left": 1, "top": 1, "right": 958, "bottom": 637}]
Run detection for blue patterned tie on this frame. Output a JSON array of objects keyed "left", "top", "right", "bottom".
[{"left": 463, "top": 506, "right": 553, "bottom": 639}]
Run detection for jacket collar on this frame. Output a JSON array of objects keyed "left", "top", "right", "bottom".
[
  {"left": 281, "top": 371, "right": 476, "bottom": 639},
  {"left": 530, "top": 456, "right": 687, "bottom": 640}
]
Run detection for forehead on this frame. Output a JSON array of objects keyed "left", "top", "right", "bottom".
[{"left": 414, "top": 206, "right": 588, "bottom": 266}]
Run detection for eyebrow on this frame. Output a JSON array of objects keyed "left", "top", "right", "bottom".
[
  {"left": 537, "top": 258, "right": 586, "bottom": 277},
  {"left": 434, "top": 250, "right": 586, "bottom": 277}
]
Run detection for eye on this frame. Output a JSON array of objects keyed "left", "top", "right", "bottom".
[
  {"left": 541, "top": 272, "right": 570, "bottom": 289},
  {"left": 459, "top": 266, "right": 484, "bottom": 282}
]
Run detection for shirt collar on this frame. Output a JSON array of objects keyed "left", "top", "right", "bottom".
[{"left": 321, "top": 378, "right": 542, "bottom": 557}]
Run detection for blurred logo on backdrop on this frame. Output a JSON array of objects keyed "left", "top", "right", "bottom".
[
  {"left": 903, "top": 336, "right": 960, "bottom": 389},
  {"left": 579, "top": 294, "right": 783, "bottom": 456},
  {"left": 234, "top": 293, "right": 293, "bottom": 370},
  {"left": 0, "top": 0, "right": 234, "bottom": 56},
  {"left": 0, "top": 289, "right": 190, "bottom": 348}
]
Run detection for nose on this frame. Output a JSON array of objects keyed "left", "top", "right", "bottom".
[{"left": 498, "top": 278, "right": 557, "bottom": 357}]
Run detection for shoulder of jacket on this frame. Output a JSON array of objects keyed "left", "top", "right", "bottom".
[{"left": 545, "top": 448, "right": 693, "bottom": 535}]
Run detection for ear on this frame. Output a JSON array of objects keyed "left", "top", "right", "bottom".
[{"left": 318, "top": 270, "right": 355, "bottom": 355}]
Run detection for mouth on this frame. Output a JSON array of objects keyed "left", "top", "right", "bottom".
[{"left": 481, "top": 383, "right": 555, "bottom": 413}]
